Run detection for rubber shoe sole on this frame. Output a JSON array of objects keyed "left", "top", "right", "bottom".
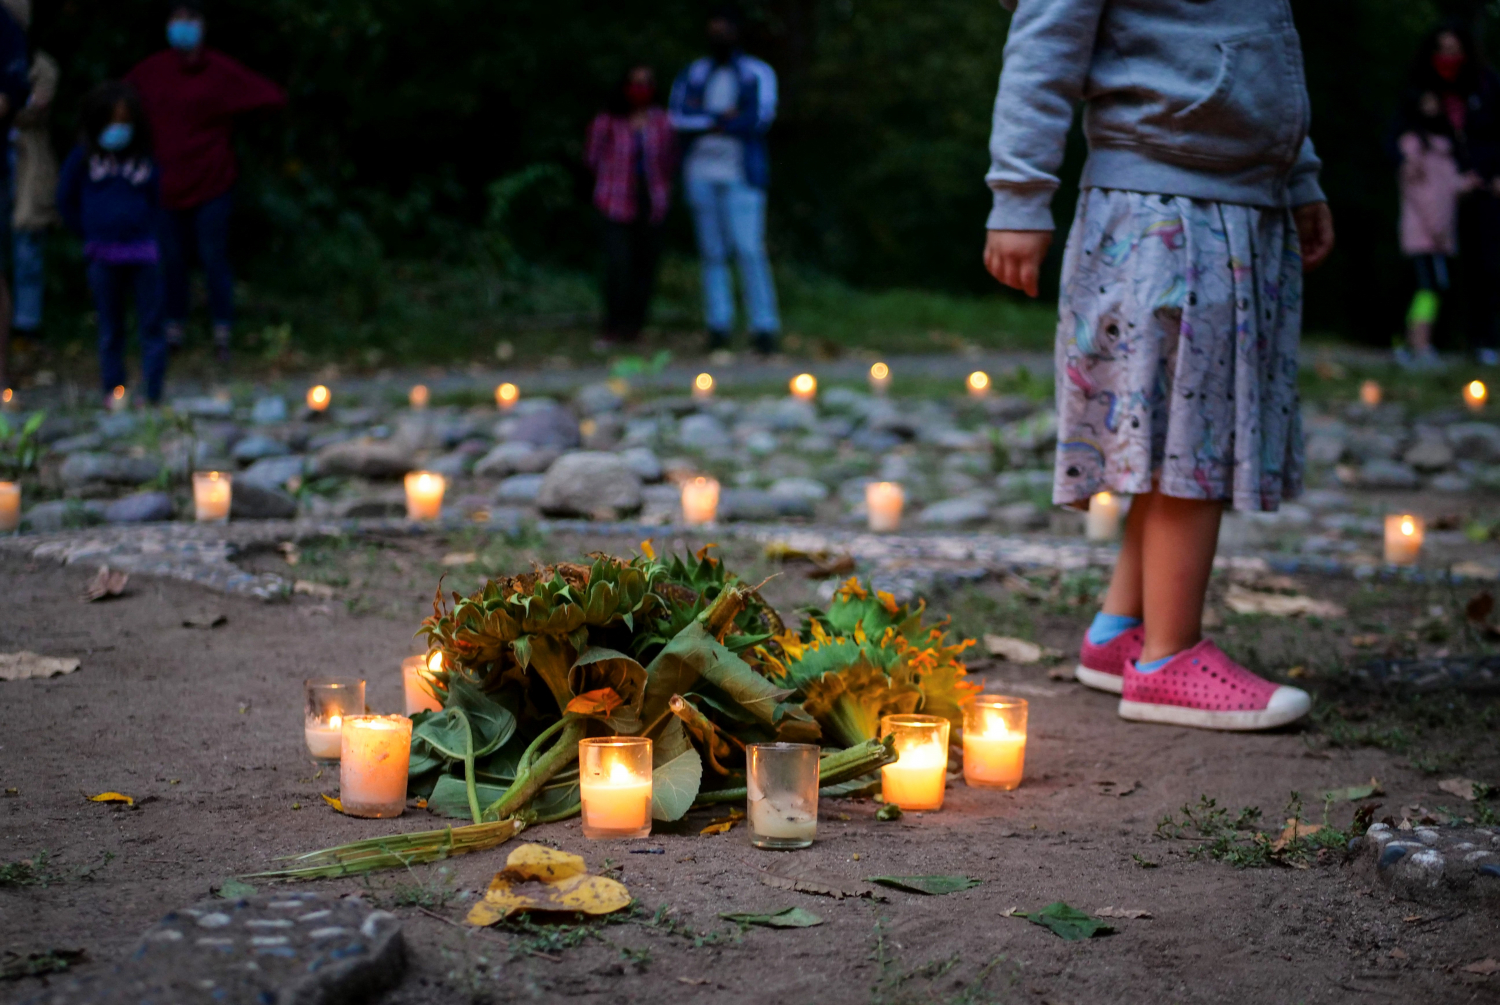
[
  {"left": 1074, "top": 663, "right": 1124, "bottom": 694},
  {"left": 1117, "top": 685, "right": 1311, "bottom": 731}
]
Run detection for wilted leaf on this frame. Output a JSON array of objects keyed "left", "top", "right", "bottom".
[
  {"left": 875, "top": 803, "right": 903, "bottom": 822},
  {"left": 651, "top": 747, "right": 703, "bottom": 822},
  {"left": 1270, "top": 818, "right": 1322, "bottom": 853},
  {"left": 1014, "top": 901, "right": 1114, "bottom": 940},
  {"left": 215, "top": 879, "right": 257, "bottom": 899},
  {"left": 1094, "top": 906, "right": 1152, "bottom": 919},
  {"left": 87, "top": 792, "right": 133, "bottom": 806},
  {"left": 465, "top": 867, "right": 631, "bottom": 925},
  {"left": 720, "top": 907, "right": 824, "bottom": 928},
  {"left": 0, "top": 652, "right": 80, "bottom": 680},
  {"left": 83, "top": 566, "right": 128, "bottom": 602},
  {"left": 760, "top": 861, "right": 887, "bottom": 901},
  {"left": 868, "top": 875, "right": 981, "bottom": 895},
  {"left": 566, "top": 687, "right": 624, "bottom": 718},
  {"left": 1462, "top": 958, "right": 1500, "bottom": 975},
  {"left": 1224, "top": 584, "right": 1345, "bottom": 619},
  {"left": 320, "top": 793, "right": 344, "bottom": 813},
  {"left": 1438, "top": 777, "right": 1490, "bottom": 802},
  {"left": 983, "top": 635, "right": 1042, "bottom": 663},
  {"left": 441, "top": 552, "right": 478, "bottom": 567},
  {"left": 700, "top": 809, "right": 744, "bottom": 835},
  {"left": 502, "top": 844, "right": 587, "bottom": 883},
  {"left": 1322, "top": 778, "right": 1384, "bottom": 803}
]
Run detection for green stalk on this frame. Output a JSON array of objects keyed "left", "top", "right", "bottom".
[
  {"left": 691, "top": 737, "right": 896, "bottom": 807},
  {"left": 516, "top": 714, "right": 574, "bottom": 775},
  {"left": 483, "top": 717, "right": 587, "bottom": 821},
  {"left": 245, "top": 818, "right": 527, "bottom": 881},
  {"left": 450, "top": 706, "right": 482, "bottom": 825}
]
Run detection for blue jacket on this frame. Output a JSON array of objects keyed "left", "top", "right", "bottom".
[
  {"left": 986, "top": 0, "right": 1324, "bottom": 230},
  {"left": 669, "top": 52, "right": 777, "bottom": 189},
  {"left": 57, "top": 146, "right": 161, "bottom": 245}
]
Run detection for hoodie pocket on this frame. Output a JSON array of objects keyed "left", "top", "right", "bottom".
[{"left": 1164, "top": 28, "right": 1306, "bottom": 168}]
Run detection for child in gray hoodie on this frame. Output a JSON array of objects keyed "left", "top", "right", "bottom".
[{"left": 984, "top": 0, "right": 1335, "bottom": 732}]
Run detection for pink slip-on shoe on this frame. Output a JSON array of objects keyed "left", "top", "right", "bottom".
[
  {"left": 1075, "top": 625, "right": 1144, "bottom": 694},
  {"left": 1118, "top": 638, "right": 1311, "bottom": 731}
]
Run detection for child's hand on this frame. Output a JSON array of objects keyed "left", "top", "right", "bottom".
[
  {"left": 1293, "top": 201, "right": 1334, "bottom": 273},
  {"left": 984, "top": 230, "right": 1052, "bottom": 297}
]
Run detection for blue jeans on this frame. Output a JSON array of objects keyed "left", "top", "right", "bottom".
[
  {"left": 87, "top": 259, "right": 167, "bottom": 403},
  {"left": 159, "top": 189, "right": 234, "bottom": 329},
  {"left": 685, "top": 178, "right": 780, "bottom": 335},
  {"left": 12, "top": 228, "right": 44, "bottom": 331}
]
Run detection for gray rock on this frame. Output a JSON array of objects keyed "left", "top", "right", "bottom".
[
  {"left": 924, "top": 427, "right": 988, "bottom": 451},
  {"left": 1217, "top": 513, "right": 1268, "bottom": 550},
  {"left": 982, "top": 395, "right": 1039, "bottom": 422},
  {"left": 1345, "top": 429, "right": 1402, "bottom": 462},
  {"left": 850, "top": 427, "right": 903, "bottom": 453},
  {"left": 768, "top": 398, "right": 818, "bottom": 432},
  {"left": 59, "top": 452, "right": 162, "bottom": 487},
  {"left": 331, "top": 406, "right": 380, "bottom": 427},
  {"left": 999, "top": 413, "right": 1058, "bottom": 453},
  {"left": 678, "top": 413, "right": 733, "bottom": 451},
  {"left": 878, "top": 454, "right": 914, "bottom": 481},
  {"left": 233, "top": 434, "right": 290, "bottom": 463},
  {"left": 817, "top": 416, "right": 855, "bottom": 439},
  {"left": 995, "top": 469, "right": 1053, "bottom": 496},
  {"left": 230, "top": 483, "right": 297, "bottom": 520},
  {"left": 1304, "top": 433, "right": 1346, "bottom": 465},
  {"left": 994, "top": 500, "right": 1047, "bottom": 531},
  {"left": 622, "top": 418, "right": 660, "bottom": 445},
  {"left": 581, "top": 412, "right": 625, "bottom": 450},
  {"left": 619, "top": 447, "right": 663, "bottom": 482},
  {"left": 21, "top": 499, "right": 106, "bottom": 532},
  {"left": 1428, "top": 472, "right": 1473, "bottom": 492},
  {"left": 917, "top": 496, "right": 991, "bottom": 526},
  {"left": 473, "top": 441, "right": 560, "bottom": 477},
  {"left": 720, "top": 488, "right": 815, "bottom": 521},
  {"left": 97, "top": 412, "right": 139, "bottom": 439},
  {"left": 1404, "top": 438, "right": 1455, "bottom": 472},
  {"left": 536, "top": 452, "right": 642, "bottom": 518},
  {"left": 51, "top": 432, "right": 104, "bottom": 454},
  {"left": 1447, "top": 421, "right": 1500, "bottom": 462},
  {"left": 796, "top": 433, "right": 837, "bottom": 453},
  {"left": 770, "top": 476, "right": 830, "bottom": 502},
  {"left": 575, "top": 382, "right": 625, "bottom": 415},
  {"left": 307, "top": 429, "right": 355, "bottom": 453},
  {"left": 313, "top": 438, "right": 414, "bottom": 479},
  {"left": 334, "top": 494, "right": 406, "bottom": 519},
  {"left": 172, "top": 395, "right": 235, "bottom": 418},
  {"left": 240, "top": 455, "right": 306, "bottom": 491},
  {"left": 741, "top": 428, "right": 778, "bottom": 454},
  {"left": 251, "top": 396, "right": 289, "bottom": 424},
  {"left": 510, "top": 405, "right": 581, "bottom": 449},
  {"left": 105, "top": 491, "right": 174, "bottom": 523},
  {"left": 424, "top": 450, "right": 472, "bottom": 479},
  {"left": 1358, "top": 459, "right": 1421, "bottom": 489},
  {"left": 494, "top": 473, "right": 545, "bottom": 504}
]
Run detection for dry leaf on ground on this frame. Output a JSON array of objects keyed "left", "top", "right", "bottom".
[
  {"left": 502, "top": 844, "right": 588, "bottom": 883},
  {"left": 441, "top": 552, "right": 478, "bottom": 566},
  {"left": 466, "top": 843, "right": 631, "bottom": 926},
  {"left": 761, "top": 860, "right": 888, "bottom": 901},
  {"left": 1224, "top": 584, "right": 1345, "bottom": 619},
  {"left": 87, "top": 792, "right": 133, "bottom": 806},
  {"left": 293, "top": 580, "right": 336, "bottom": 599},
  {"left": 83, "top": 566, "right": 128, "bottom": 602},
  {"left": 1094, "top": 907, "right": 1152, "bottom": 919},
  {"left": 1270, "top": 818, "right": 1322, "bottom": 853},
  {"left": 700, "top": 809, "right": 744, "bottom": 835},
  {"left": 320, "top": 793, "right": 345, "bottom": 813},
  {"left": 0, "top": 652, "right": 80, "bottom": 681},
  {"left": 181, "top": 611, "right": 227, "bottom": 629},
  {"left": 984, "top": 635, "right": 1043, "bottom": 663},
  {"left": 1462, "top": 958, "right": 1500, "bottom": 976},
  {"left": 1438, "top": 777, "right": 1487, "bottom": 802}
]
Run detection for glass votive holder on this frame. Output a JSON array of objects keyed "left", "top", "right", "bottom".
[
  {"left": 879, "top": 713, "right": 951, "bottom": 812},
  {"left": 747, "top": 742, "right": 819, "bottom": 849},
  {"left": 304, "top": 677, "right": 365, "bottom": 761},
  {"left": 192, "top": 470, "right": 232, "bottom": 523},
  {"left": 404, "top": 471, "right": 446, "bottom": 521},
  {"left": 962, "top": 695, "right": 1028, "bottom": 790},
  {"left": 578, "top": 737, "right": 653, "bottom": 839},
  {"left": 401, "top": 653, "right": 445, "bottom": 715},
  {"left": 339, "top": 714, "right": 412, "bottom": 818}
]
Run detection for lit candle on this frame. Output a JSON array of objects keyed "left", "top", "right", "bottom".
[
  {"left": 879, "top": 714, "right": 950, "bottom": 812},
  {"left": 790, "top": 373, "right": 817, "bottom": 401},
  {"left": 304, "top": 715, "right": 344, "bottom": 760},
  {"left": 109, "top": 385, "right": 128, "bottom": 411},
  {"left": 866, "top": 481, "right": 904, "bottom": 532},
  {"left": 747, "top": 742, "right": 819, "bottom": 849},
  {"left": 192, "top": 471, "right": 232, "bottom": 523},
  {"left": 1359, "top": 380, "right": 1382, "bottom": 407},
  {"left": 409, "top": 384, "right": 430, "bottom": 409},
  {"left": 304, "top": 677, "right": 364, "bottom": 761},
  {"left": 967, "top": 371, "right": 990, "bottom": 398},
  {"left": 1465, "top": 380, "right": 1487, "bottom": 413},
  {"left": 402, "top": 652, "right": 445, "bottom": 715},
  {"left": 578, "top": 737, "right": 653, "bottom": 839},
  {"left": 0, "top": 481, "right": 19, "bottom": 532},
  {"left": 869, "top": 361, "right": 891, "bottom": 395},
  {"left": 1383, "top": 513, "right": 1424, "bottom": 566},
  {"left": 962, "top": 696, "right": 1027, "bottom": 790},
  {"left": 681, "top": 476, "right": 720, "bottom": 525},
  {"left": 693, "top": 372, "right": 715, "bottom": 399},
  {"left": 1086, "top": 491, "right": 1122, "bottom": 542},
  {"left": 404, "top": 471, "right": 446, "bottom": 521},
  {"left": 495, "top": 382, "right": 519, "bottom": 410},
  {"left": 340, "top": 714, "right": 412, "bottom": 818},
  {"left": 0, "top": 387, "right": 12, "bottom": 407},
  {"left": 307, "top": 384, "right": 331, "bottom": 412}
]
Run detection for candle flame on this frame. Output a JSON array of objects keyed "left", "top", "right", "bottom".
[
  {"left": 307, "top": 385, "right": 330, "bottom": 409},
  {"left": 896, "top": 736, "right": 947, "bottom": 768},
  {"left": 329, "top": 715, "right": 342, "bottom": 729},
  {"left": 977, "top": 709, "right": 1019, "bottom": 740},
  {"left": 1360, "top": 379, "right": 1382, "bottom": 407},
  {"left": 1094, "top": 491, "right": 1112, "bottom": 506},
  {"left": 1, "top": 388, "right": 11, "bottom": 404},
  {"left": 410, "top": 384, "right": 429, "bottom": 408},
  {"left": 427, "top": 652, "right": 443, "bottom": 672},
  {"left": 870, "top": 361, "right": 890, "bottom": 381},
  {"left": 495, "top": 382, "right": 519, "bottom": 407},
  {"left": 967, "top": 370, "right": 990, "bottom": 392},
  {"left": 1400, "top": 516, "right": 1415, "bottom": 537},
  {"left": 694, "top": 372, "right": 714, "bottom": 392},
  {"left": 608, "top": 760, "right": 634, "bottom": 784},
  {"left": 791, "top": 373, "right": 817, "bottom": 397},
  {"left": 112, "top": 385, "right": 126, "bottom": 400},
  {"left": 1468, "top": 380, "right": 1487, "bottom": 404}
]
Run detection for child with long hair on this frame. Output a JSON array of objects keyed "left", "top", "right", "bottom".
[
  {"left": 984, "top": 0, "right": 1335, "bottom": 730},
  {"left": 57, "top": 81, "right": 166, "bottom": 406}
]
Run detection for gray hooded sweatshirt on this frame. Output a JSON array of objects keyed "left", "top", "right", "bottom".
[{"left": 986, "top": 0, "right": 1326, "bottom": 231}]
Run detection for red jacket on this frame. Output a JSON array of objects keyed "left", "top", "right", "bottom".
[
  {"left": 585, "top": 109, "right": 675, "bottom": 225},
  {"left": 126, "top": 49, "right": 285, "bottom": 210}
]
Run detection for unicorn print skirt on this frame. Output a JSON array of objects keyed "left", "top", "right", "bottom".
[{"left": 1052, "top": 188, "right": 1303, "bottom": 513}]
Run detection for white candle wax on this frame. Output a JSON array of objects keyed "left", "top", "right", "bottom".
[
  {"left": 0, "top": 481, "right": 19, "bottom": 532},
  {"left": 402, "top": 653, "right": 444, "bottom": 715},
  {"left": 193, "top": 471, "right": 232, "bottom": 523},
  {"left": 963, "top": 728, "right": 1026, "bottom": 790},
  {"left": 304, "top": 715, "right": 344, "bottom": 759},
  {"left": 748, "top": 795, "right": 817, "bottom": 841},
  {"left": 866, "top": 481, "right": 904, "bottom": 532},
  {"left": 409, "top": 384, "right": 429, "bottom": 409},
  {"left": 869, "top": 362, "right": 891, "bottom": 395},
  {"left": 579, "top": 761, "right": 652, "bottom": 835},
  {"left": 681, "top": 477, "right": 720, "bottom": 525},
  {"left": 404, "top": 471, "right": 445, "bottom": 521},
  {"left": 1383, "top": 514, "right": 1423, "bottom": 566},
  {"left": 881, "top": 737, "right": 947, "bottom": 811},
  {"left": 340, "top": 715, "right": 412, "bottom": 818},
  {"left": 1085, "top": 491, "right": 1122, "bottom": 542}
]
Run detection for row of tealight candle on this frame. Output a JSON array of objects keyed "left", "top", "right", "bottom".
[{"left": 1361, "top": 377, "right": 1489, "bottom": 414}]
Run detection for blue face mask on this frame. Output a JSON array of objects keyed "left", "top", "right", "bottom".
[
  {"left": 167, "top": 18, "right": 203, "bottom": 50},
  {"left": 99, "top": 123, "right": 134, "bottom": 152}
]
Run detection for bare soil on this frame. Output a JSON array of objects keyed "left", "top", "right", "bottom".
[{"left": 2, "top": 531, "right": 1498, "bottom": 1005}]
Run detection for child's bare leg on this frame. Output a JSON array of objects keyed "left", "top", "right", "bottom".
[
  {"left": 1138, "top": 494, "right": 1225, "bottom": 662},
  {"left": 1099, "top": 490, "right": 1153, "bottom": 619}
]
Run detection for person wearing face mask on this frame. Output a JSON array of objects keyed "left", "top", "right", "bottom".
[
  {"left": 585, "top": 66, "right": 676, "bottom": 348},
  {"left": 126, "top": 0, "right": 285, "bottom": 364},
  {"left": 57, "top": 83, "right": 167, "bottom": 407},
  {"left": 669, "top": 5, "right": 781, "bottom": 355},
  {"left": 0, "top": 0, "right": 29, "bottom": 395}
]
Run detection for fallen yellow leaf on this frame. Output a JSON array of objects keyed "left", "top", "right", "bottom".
[
  {"left": 88, "top": 792, "right": 133, "bottom": 806},
  {"left": 1270, "top": 818, "right": 1322, "bottom": 853},
  {"left": 321, "top": 793, "right": 345, "bottom": 813},
  {"left": 700, "top": 809, "right": 745, "bottom": 835},
  {"left": 466, "top": 843, "right": 631, "bottom": 926},
  {"left": 503, "top": 844, "right": 587, "bottom": 883}
]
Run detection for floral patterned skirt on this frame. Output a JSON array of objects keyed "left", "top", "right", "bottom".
[{"left": 1052, "top": 188, "right": 1304, "bottom": 513}]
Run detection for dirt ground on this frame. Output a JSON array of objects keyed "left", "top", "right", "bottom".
[{"left": 2, "top": 530, "right": 1498, "bottom": 1005}]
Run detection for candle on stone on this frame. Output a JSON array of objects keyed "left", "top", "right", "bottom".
[
  {"left": 192, "top": 471, "right": 232, "bottom": 523},
  {"left": 402, "top": 652, "right": 445, "bottom": 715},
  {"left": 1086, "top": 491, "right": 1123, "bottom": 541},
  {"left": 109, "top": 385, "right": 128, "bottom": 411},
  {"left": 578, "top": 737, "right": 653, "bottom": 839},
  {"left": 409, "top": 384, "right": 430, "bottom": 409},
  {"left": 1465, "top": 380, "right": 1488, "bottom": 413},
  {"left": 307, "top": 384, "right": 331, "bottom": 412},
  {"left": 1383, "top": 513, "right": 1424, "bottom": 566},
  {"left": 693, "top": 372, "right": 715, "bottom": 399},
  {"left": 1359, "top": 380, "right": 1382, "bottom": 407},
  {"left": 967, "top": 371, "right": 991, "bottom": 398},
  {"left": 0, "top": 481, "right": 19, "bottom": 532},
  {"left": 404, "top": 471, "right": 445, "bottom": 521},
  {"left": 869, "top": 361, "right": 891, "bottom": 395},
  {"left": 790, "top": 373, "right": 817, "bottom": 401},
  {"left": 495, "top": 382, "right": 519, "bottom": 411},
  {"left": 866, "top": 481, "right": 904, "bottom": 532},
  {"left": 879, "top": 714, "right": 950, "bottom": 812},
  {"left": 962, "top": 695, "right": 1027, "bottom": 790},
  {"left": 304, "top": 677, "right": 364, "bottom": 761},
  {"left": 746, "top": 742, "right": 819, "bottom": 849},
  {"left": 681, "top": 476, "right": 720, "bottom": 525},
  {"left": 0, "top": 387, "right": 12, "bottom": 407},
  {"left": 340, "top": 714, "right": 412, "bottom": 818}
]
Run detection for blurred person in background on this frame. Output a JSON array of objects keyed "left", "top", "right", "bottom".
[
  {"left": 127, "top": 0, "right": 284, "bottom": 364},
  {"left": 669, "top": 5, "right": 781, "bottom": 355},
  {"left": 585, "top": 65, "right": 675, "bottom": 349},
  {"left": 0, "top": 0, "right": 27, "bottom": 393},
  {"left": 11, "top": 45, "right": 59, "bottom": 351}
]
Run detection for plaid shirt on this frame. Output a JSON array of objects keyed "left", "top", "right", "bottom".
[{"left": 585, "top": 109, "right": 675, "bottom": 224}]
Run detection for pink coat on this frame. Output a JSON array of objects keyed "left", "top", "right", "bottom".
[{"left": 1399, "top": 132, "right": 1468, "bottom": 256}]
